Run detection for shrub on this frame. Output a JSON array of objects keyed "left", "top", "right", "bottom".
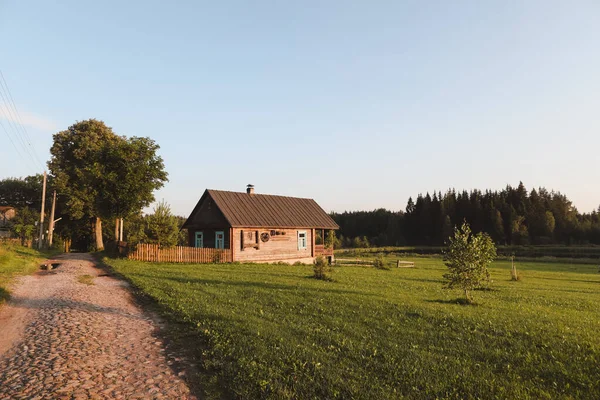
[
  {"left": 313, "top": 256, "right": 333, "bottom": 281},
  {"left": 443, "top": 222, "right": 496, "bottom": 303},
  {"left": 212, "top": 251, "right": 223, "bottom": 263},
  {"left": 373, "top": 256, "right": 389, "bottom": 270}
]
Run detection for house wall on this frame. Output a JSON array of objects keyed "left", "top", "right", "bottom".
[
  {"left": 185, "top": 196, "right": 231, "bottom": 248},
  {"left": 187, "top": 228, "right": 231, "bottom": 249},
  {"left": 0, "top": 209, "right": 15, "bottom": 227},
  {"left": 186, "top": 196, "right": 229, "bottom": 229},
  {"left": 232, "top": 227, "right": 313, "bottom": 263}
]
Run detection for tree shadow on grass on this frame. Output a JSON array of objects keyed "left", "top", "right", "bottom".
[
  {"left": 0, "top": 287, "right": 10, "bottom": 303},
  {"left": 134, "top": 272, "right": 370, "bottom": 297},
  {"left": 426, "top": 298, "right": 480, "bottom": 306},
  {"left": 473, "top": 287, "right": 498, "bottom": 292}
]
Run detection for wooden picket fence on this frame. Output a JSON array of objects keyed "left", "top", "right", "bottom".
[{"left": 127, "top": 243, "right": 232, "bottom": 263}]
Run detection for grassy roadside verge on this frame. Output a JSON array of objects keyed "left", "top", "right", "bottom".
[
  {"left": 101, "top": 255, "right": 600, "bottom": 399},
  {"left": 0, "top": 243, "right": 59, "bottom": 304}
]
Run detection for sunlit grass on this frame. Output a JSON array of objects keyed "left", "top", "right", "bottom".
[
  {"left": 103, "top": 255, "right": 600, "bottom": 399},
  {"left": 0, "top": 243, "right": 54, "bottom": 304}
]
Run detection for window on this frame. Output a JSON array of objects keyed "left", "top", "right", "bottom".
[
  {"left": 195, "top": 231, "right": 203, "bottom": 248},
  {"left": 215, "top": 231, "right": 225, "bottom": 249},
  {"left": 298, "top": 231, "right": 307, "bottom": 250}
]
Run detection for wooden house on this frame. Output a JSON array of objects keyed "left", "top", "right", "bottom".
[
  {"left": 181, "top": 185, "right": 339, "bottom": 264},
  {"left": 0, "top": 206, "right": 16, "bottom": 238},
  {"left": 0, "top": 206, "right": 15, "bottom": 225}
]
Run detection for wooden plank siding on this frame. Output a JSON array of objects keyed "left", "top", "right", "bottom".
[
  {"left": 232, "top": 227, "right": 313, "bottom": 262},
  {"left": 128, "top": 244, "right": 232, "bottom": 263},
  {"left": 314, "top": 244, "right": 334, "bottom": 256}
]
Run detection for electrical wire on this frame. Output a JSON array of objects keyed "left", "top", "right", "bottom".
[
  {"left": 0, "top": 70, "right": 45, "bottom": 168},
  {"left": 0, "top": 69, "right": 44, "bottom": 171}
]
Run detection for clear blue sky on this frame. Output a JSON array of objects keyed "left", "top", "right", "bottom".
[{"left": 1, "top": 1, "right": 599, "bottom": 215}]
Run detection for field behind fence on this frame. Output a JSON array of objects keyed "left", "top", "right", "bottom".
[{"left": 127, "top": 243, "right": 231, "bottom": 263}]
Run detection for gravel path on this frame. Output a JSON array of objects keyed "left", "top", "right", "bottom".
[{"left": 0, "top": 253, "right": 196, "bottom": 399}]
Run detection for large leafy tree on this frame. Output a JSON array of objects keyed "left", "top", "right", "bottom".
[
  {"left": 48, "top": 119, "right": 167, "bottom": 250},
  {"left": 443, "top": 222, "right": 496, "bottom": 303}
]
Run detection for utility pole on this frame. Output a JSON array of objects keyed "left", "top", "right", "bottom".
[
  {"left": 48, "top": 190, "right": 56, "bottom": 247},
  {"left": 37, "top": 171, "right": 47, "bottom": 249}
]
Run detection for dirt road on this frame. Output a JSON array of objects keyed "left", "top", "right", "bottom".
[{"left": 0, "top": 253, "right": 196, "bottom": 399}]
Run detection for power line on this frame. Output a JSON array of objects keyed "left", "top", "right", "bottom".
[
  {"left": 0, "top": 118, "right": 28, "bottom": 164},
  {"left": 0, "top": 70, "right": 45, "bottom": 168},
  {"left": 0, "top": 70, "right": 44, "bottom": 171},
  {"left": 0, "top": 94, "right": 38, "bottom": 170},
  {"left": 0, "top": 75, "right": 39, "bottom": 168}
]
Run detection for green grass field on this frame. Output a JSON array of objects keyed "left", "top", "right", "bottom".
[
  {"left": 336, "top": 245, "right": 600, "bottom": 259},
  {"left": 0, "top": 243, "right": 54, "bottom": 304},
  {"left": 102, "top": 255, "right": 600, "bottom": 399}
]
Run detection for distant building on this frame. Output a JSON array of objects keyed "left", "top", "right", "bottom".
[
  {"left": 0, "top": 206, "right": 16, "bottom": 238},
  {"left": 182, "top": 186, "right": 339, "bottom": 264}
]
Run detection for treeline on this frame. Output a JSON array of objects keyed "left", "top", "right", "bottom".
[
  {"left": 331, "top": 182, "right": 600, "bottom": 247},
  {"left": 0, "top": 175, "right": 187, "bottom": 251}
]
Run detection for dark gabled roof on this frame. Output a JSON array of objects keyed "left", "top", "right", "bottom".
[{"left": 183, "top": 189, "right": 339, "bottom": 229}]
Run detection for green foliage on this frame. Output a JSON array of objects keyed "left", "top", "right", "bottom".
[
  {"left": 174, "top": 215, "right": 188, "bottom": 246},
  {"left": 0, "top": 174, "right": 47, "bottom": 209},
  {"left": 145, "top": 200, "right": 179, "bottom": 248},
  {"left": 48, "top": 119, "right": 168, "bottom": 249},
  {"left": 10, "top": 207, "right": 39, "bottom": 245},
  {"left": 511, "top": 216, "right": 530, "bottom": 245},
  {"left": 443, "top": 222, "right": 497, "bottom": 303},
  {"left": 102, "top": 255, "right": 600, "bottom": 399},
  {"left": 333, "top": 182, "right": 600, "bottom": 247},
  {"left": 49, "top": 119, "right": 119, "bottom": 220},
  {"left": 325, "top": 230, "right": 339, "bottom": 249},
  {"left": 351, "top": 236, "right": 370, "bottom": 248},
  {"left": 313, "top": 256, "right": 333, "bottom": 280},
  {"left": 373, "top": 255, "right": 389, "bottom": 270}
]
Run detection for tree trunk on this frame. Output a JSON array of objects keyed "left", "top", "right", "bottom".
[
  {"left": 115, "top": 218, "right": 120, "bottom": 245},
  {"left": 464, "top": 289, "right": 471, "bottom": 303},
  {"left": 95, "top": 216, "right": 104, "bottom": 251}
]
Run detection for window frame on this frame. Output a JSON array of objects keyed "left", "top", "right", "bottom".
[
  {"left": 195, "top": 231, "right": 204, "bottom": 248},
  {"left": 297, "top": 230, "right": 307, "bottom": 250},
  {"left": 215, "top": 230, "right": 225, "bottom": 249}
]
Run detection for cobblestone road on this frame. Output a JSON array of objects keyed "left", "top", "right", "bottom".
[{"left": 0, "top": 253, "right": 196, "bottom": 399}]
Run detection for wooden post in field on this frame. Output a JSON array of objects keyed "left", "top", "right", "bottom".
[
  {"left": 511, "top": 255, "right": 518, "bottom": 281},
  {"left": 37, "top": 171, "right": 47, "bottom": 249}
]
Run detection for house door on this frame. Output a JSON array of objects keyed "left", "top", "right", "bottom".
[
  {"left": 195, "top": 232, "right": 203, "bottom": 248},
  {"left": 215, "top": 231, "right": 225, "bottom": 249}
]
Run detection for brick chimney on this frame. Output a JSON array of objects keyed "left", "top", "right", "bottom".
[{"left": 246, "top": 184, "right": 255, "bottom": 195}]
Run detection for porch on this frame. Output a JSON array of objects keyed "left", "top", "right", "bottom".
[{"left": 314, "top": 244, "right": 334, "bottom": 257}]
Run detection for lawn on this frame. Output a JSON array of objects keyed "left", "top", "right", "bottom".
[
  {"left": 102, "top": 255, "right": 600, "bottom": 399},
  {"left": 0, "top": 243, "right": 54, "bottom": 304}
]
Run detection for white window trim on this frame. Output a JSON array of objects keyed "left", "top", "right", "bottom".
[
  {"left": 195, "top": 231, "right": 204, "bottom": 248},
  {"left": 298, "top": 230, "right": 307, "bottom": 250}
]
